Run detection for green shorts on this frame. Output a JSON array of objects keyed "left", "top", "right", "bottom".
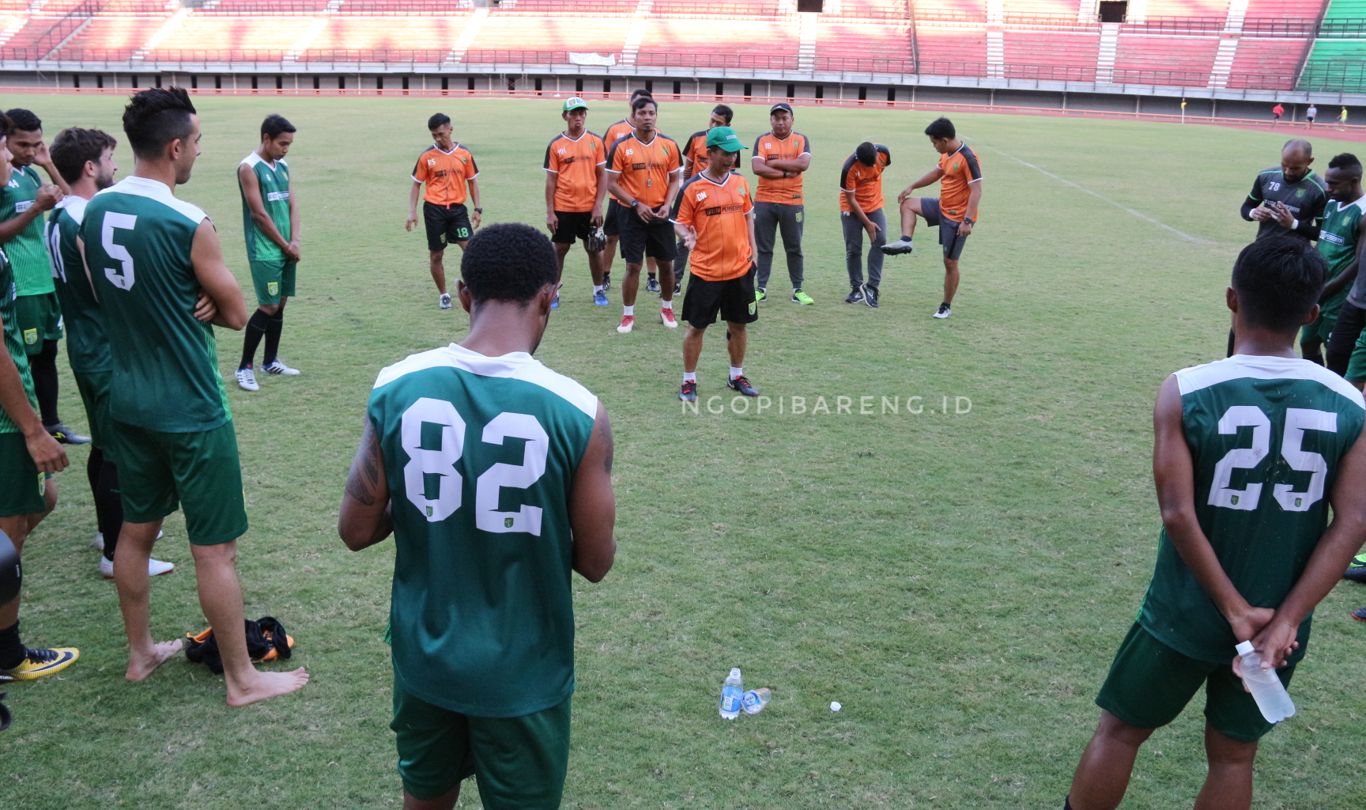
[
  {"left": 1300, "top": 308, "right": 1337, "bottom": 349},
  {"left": 111, "top": 419, "right": 247, "bottom": 545},
  {"left": 1096, "top": 623, "right": 1294, "bottom": 743},
  {"left": 0, "top": 432, "right": 44, "bottom": 517},
  {"left": 1346, "top": 328, "right": 1366, "bottom": 383},
  {"left": 74, "top": 370, "right": 115, "bottom": 458},
  {"left": 14, "top": 292, "right": 62, "bottom": 354},
  {"left": 391, "top": 685, "right": 571, "bottom": 807},
  {"left": 250, "top": 258, "right": 297, "bottom": 306}
]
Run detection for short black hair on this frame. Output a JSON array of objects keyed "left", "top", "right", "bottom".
[
  {"left": 712, "top": 104, "right": 733, "bottom": 124},
  {"left": 50, "top": 127, "right": 117, "bottom": 185},
  {"left": 631, "top": 95, "right": 656, "bottom": 113},
  {"left": 0, "top": 112, "right": 12, "bottom": 140},
  {"left": 629, "top": 88, "right": 652, "bottom": 102},
  {"left": 855, "top": 141, "right": 876, "bottom": 166},
  {"left": 1328, "top": 152, "right": 1361, "bottom": 174},
  {"left": 1231, "top": 234, "right": 1326, "bottom": 333},
  {"left": 261, "top": 114, "right": 296, "bottom": 139},
  {"left": 924, "top": 117, "right": 955, "bottom": 140},
  {"left": 428, "top": 113, "right": 450, "bottom": 131},
  {"left": 461, "top": 223, "right": 558, "bottom": 304},
  {"left": 4, "top": 108, "right": 40, "bottom": 134},
  {"left": 122, "top": 87, "right": 196, "bottom": 161}
]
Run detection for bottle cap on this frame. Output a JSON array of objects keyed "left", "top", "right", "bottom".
[
  {"left": 1235, "top": 641, "right": 1255, "bottom": 656},
  {"left": 729, "top": 667, "right": 741, "bottom": 678}
]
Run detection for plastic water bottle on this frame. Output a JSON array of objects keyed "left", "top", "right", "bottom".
[
  {"left": 742, "top": 688, "right": 771, "bottom": 715},
  {"left": 1235, "top": 641, "right": 1296, "bottom": 723},
  {"left": 719, "top": 667, "right": 743, "bottom": 720}
]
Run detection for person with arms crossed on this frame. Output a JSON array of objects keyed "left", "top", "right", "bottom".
[
  {"left": 674, "top": 127, "right": 760, "bottom": 402},
  {"left": 677, "top": 103, "right": 733, "bottom": 295},
  {"left": 0, "top": 107, "right": 86, "bottom": 445},
  {"left": 544, "top": 97, "right": 607, "bottom": 308},
  {"left": 406, "top": 113, "right": 480, "bottom": 311},
  {"left": 882, "top": 117, "right": 983, "bottom": 320},
  {"left": 1307, "top": 103, "right": 1318, "bottom": 127},
  {"left": 601, "top": 89, "right": 655, "bottom": 294},
  {"left": 1298, "top": 153, "right": 1364, "bottom": 367},
  {"left": 0, "top": 111, "right": 76, "bottom": 683},
  {"left": 751, "top": 102, "right": 813, "bottom": 306},
  {"left": 839, "top": 141, "right": 890, "bottom": 308},
  {"left": 81, "top": 87, "right": 308, "bottom": 704},
  {"left": 338, "top": 222, "right": 616, "bottom": 810},
  {"left": 235, "top": 114, "right": 301, "bottom": 392},
  {"left": 599, "top": 95, "right": 683, "bottom": 333},
  {"left": 1065, "top": 234, "right": 1366, "bottom": 810},
  {"left": 46, "top": 126, "right": 174, "bottom": 579}
]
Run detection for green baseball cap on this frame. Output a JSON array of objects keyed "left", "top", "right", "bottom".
[
  {"left": 705, "top": 126, "right": 746, "bottom": 153},
  {"left": 562, "top": 96, "right": 589, "bottom": 112}
]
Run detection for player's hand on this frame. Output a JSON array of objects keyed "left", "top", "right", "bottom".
[
  {"left": 590, "top": 208, "right": 604, "bottom": 228},
  {"left": 898, "top": 186, "right": 913, "bottom": 204},
  {"left": 1271, "top": 205, "right": 1296, "bottom": 229},
  {"left": 35, "top": 185, "right": 62, "bottom": 211},
  {"left": 958, "top": 220, "right": 974, "bottom": 237},
  {"left": 192, "top": 291, "right": 218, "bottom": 323},
  {"left": 24, "top": 428, "right": 66, "bottom": 474},
  {"left": 652, "top": 205, "right": 670, "bottom": 222},
  {"left": 1248, "top": 616, "right": 1300, "bottom": 670},
  {"left": 1249, "top": 206, "right": 1271, "bottom": 221},
  {"left": 681, "top": 228, "right": 697, "bottom": 250},
  {"left": 34, "top": 141, "right": 52, "bottom": 167},
  {"left": 286, "top": 240, "right": 301, "bottom": 262},
  {"left": 546, "top": 213, "right": 558, "bottom": 233},
  {"left": 404, "top": 215, "right": 417, "bottom": 232},
  {"left": 635, "top": 202, "right": 651, "bottom": 223},
  {"left": 471, "top": 210, "right": 482, "bottom": 230},
  {"left": 1227, "top": 605, "right": 1275, "bottom": 648},
  {"left": 864, "top": 221, "right": 879, "bottom": 240}
]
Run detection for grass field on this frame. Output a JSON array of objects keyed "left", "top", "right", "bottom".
[{"left": 5, "top": 93, "right": 1366, "bottom": 808}]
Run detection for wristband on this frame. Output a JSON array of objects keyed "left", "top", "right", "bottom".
[
  {"left": 474, "top": 207, "right": 483, "bottom": 213},
  {"left": 962, "top": 217, "right": 974, "bottom": 226}
]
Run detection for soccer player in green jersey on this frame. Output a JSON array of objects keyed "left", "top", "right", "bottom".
[
  {"left": 1065, "top": 235, "right": 1366, "bottom": 810},
  {"left": 0, "top": 111, "right": 78, "bottom": 682},
  {"left": 81, "top": 88, "right": 308, "bottom": 705},
  {"left": 340, "top": 223, "right": 616, "bottom": 808},
  {"left": 235, "top": 114, "right": 301, "bottom": 392},
  {"left": 0, "top": 107, "right": 88, "bottom": 445},
  {"left": 1301, "top": 153, "right": 1364, "bottom": 367},
  {"left": 47, "top": 126, "right": 174, "bottom": 580}
]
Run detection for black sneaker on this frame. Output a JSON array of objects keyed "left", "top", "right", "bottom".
[
  {"left": 679, "top": 380, "right": 698, "bottom": 402},
  {"left": 862, "top": 284, "right": 879, "bottom": 309},
  {"left": 727, "top": 375, "right": 759, "bottom": 397},
  {"left": 47, "top": 423, "right": 91, "bottom": 445},
  {"left": 844, "top": 287, "right": 864, "bottom": 304},
  {"left": 602, "top": 271, "right": 611, "bottom": 291},
  {"left": 646, "top": 276, "right": 661, "bottom": 294}
]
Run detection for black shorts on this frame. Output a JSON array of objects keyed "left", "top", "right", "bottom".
[
  {"left": 424, "top": 201, "right": 472, "bottom": 252},
  {"left": 683, "top": 267, "right": 758, "bottom": 329},
  {"left": 603, "top": 200, "right": 626, "bottom": 238},
  {"left": 618, "top": 213, "right": 676, "bottom": 265},
  {"left": 919, "top": 197, "right": 969, "bottom": 261},
  {"left": 552, "top": 211, "right": 593, "bottom": 245}
]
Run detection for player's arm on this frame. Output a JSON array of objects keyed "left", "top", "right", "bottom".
[
  {"left": 568, "top": 401, "right": 615, "bottom": 582},
  {"left": 751, "top": 146, "right": 785, "bottom": 179},
  {"left": 657, "top": 167, "right": 682, "bottom": 220},
  {"left": 960, "top": 178, "right": 983, "bottom": 236},
  {"left": 899, "top": 166, "right": 944, "bottom": 201},
  {"left": 1152, "top": 375, "right": 1271, "bottom": 643},
  {"left": 238, "top": 164, "right": 292, "bottom": 253},
  {"left": 747, "top": 208, "right": 758, "bottom": 268},
  {"left": 190, "top": 219, "right": 247, "bottom": 330},
  {"left": 544, "top": 167, "right": 558, "bottom": 232},
  {"left": 406, "top": 180, "right": 421, "bottom": 232},
  {"left": 467, "top": 177, "right": 481, "bottom": 230},
  {"left": 287, "top": 173, "right": 300, "bottom": 260},
  {"left": 0, "top": 309, "right": 65, "bottom": 473},
  {"left": 591, "top": 162, "right": 607, "bottom": 227},
  {"left": 845, "top": 190, "right": 877, "bottom": 237},
  {"left": 34, "top": 143, "right": 70, "bottom": 196},
  {"left": 338, "top": 417, "right": 393, "bottom": 551},
  {"left": 1242, "top": 175, "right": 1267, "bottom": 221},
  {"left": 0, "top": 186, "right": 60, "bottom": 244},
  {"left": 672, "top": 191, "right": 696, "bottom": 248},
  {"left": 1252, "top": 419, "right": 1366, "bottom": 668}
]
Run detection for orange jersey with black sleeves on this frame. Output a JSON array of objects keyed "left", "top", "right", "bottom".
[
  {"left": 936, "top": 144, "right": 983, "bottom": 222},
  {"left": 752, "top": 131, "right": 811, "bottom": 204},
  {"left": 838, "top": 145, "right": 890, "bottom": 214},
  {"left": 682, "top": 130, "right": 710, "bottom": 179},
  {"left": 672, "top": 171, "right": 754, "bottom": 282},
  {"left": 412, "top": 143, "right": 478, "bottom": 206},
  {"left": 544, "top": 131, "right": 606, "bottom": 213},
  {"left": 604, "top": 119, "right": 635, "bottom": 149},
  {"left": 607, "top": 133, "right": 682, "bottom": 210}
]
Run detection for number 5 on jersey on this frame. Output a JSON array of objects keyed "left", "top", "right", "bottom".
[
  {"left": 1209, "top": 406, "right": 1337, "bottom": 512},
  {"left": 101, "top": 212, "right": 138, "bottom": 290}
]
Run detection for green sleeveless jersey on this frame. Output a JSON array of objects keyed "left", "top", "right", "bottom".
[
  {"left": 1317, "top": 195, "right": 1365, "bottom": 313},
  {"left": 46, "top": 197, "right": 110, "bottom": 374},
  {"left": 239, "top": 153, "right": 291, "bottom": 262},
  {"left": 0, "top": 165, "right": 55, "bottom": 296},
  {"left": 81, "top": 176, "right": 231, "bottom": 432},
  {"left": 0, "top": 247, "right": 37, "bottom": 434},
  {"left": 368, "top": 344, "right": 598, "bottom": 717},
  {"left": 1140, "top": 355, "right": 1365, "bottom": 664}
]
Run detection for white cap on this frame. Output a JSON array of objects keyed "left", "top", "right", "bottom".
[
  {"left": 729, "top": 667, "right": 742, "bottom": 678},
  {"left": 1235, "top": 641, "right": 1255, "bottom": 656}
]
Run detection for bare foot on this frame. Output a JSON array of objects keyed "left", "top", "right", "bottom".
[
  {"left": 226, "top": 667, "right": 309, "bottom": 708},
  {"left": 126, "top": 638, "right": 185, "bottom": 682}
]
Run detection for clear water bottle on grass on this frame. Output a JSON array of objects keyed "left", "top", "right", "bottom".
[
  {"left": 719, "top": 667, "right": 743, "bottom": 720},
  {"left": 1235, "top": 641, "right": 1296, "bottom": 723},
  {"left": 742, "top": 688, "right": 771, "bottom": 715}
]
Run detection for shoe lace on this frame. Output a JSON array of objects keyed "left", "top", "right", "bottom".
[
  {"left": 682, "top": 381, "right": 696, "bottom": 392},
  {"left": 731, "top": 375, "right": 751, "bottom": 388},
  {"left": 22, "top": 647, "right": 59, "bottom": 665}
]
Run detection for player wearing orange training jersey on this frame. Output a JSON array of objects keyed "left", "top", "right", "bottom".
[
  {"left": 677, "top": 104, "right": 733, "bottom": 294},
  {"left": 544, "top": 97, "right": 607, "bottom": 308},
  {"left": 406, "top": 113, "right": 481, "bottom": 311},
  {"left": 751, "top": 102, "right": 813, "bottom": 305},
  {"left": 601, "top": 89, "right": 655, "bottom": 294}
]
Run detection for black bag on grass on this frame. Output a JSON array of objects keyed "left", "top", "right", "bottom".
[{"left": 185, "top": 616, "right": 293, "bottom": 675}]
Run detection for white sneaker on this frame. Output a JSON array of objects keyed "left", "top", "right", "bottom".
[
  {"left": 99, "top": 555, "right": 175, "bottom": 579},
  {"left": 616, "top": 315, "right": 635, "bottom": 334},
  {"left": 660, "top": 308, "right": 678, "bottom": 329},
  {"left": 933, "top": 303, "right": 952, "bottom": 319},
  {"left": 439, "top": 292, "right": 453, "bottom": 310},
  {"left": 263, "top": 359, "right": 301, "bottom": 376},
  {"left": 236, "top": 367, "right": 259, "bottom": 391}
]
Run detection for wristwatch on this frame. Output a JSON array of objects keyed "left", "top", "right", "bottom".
[
  {"left": 962, "top": 217, "right": 974, "bottom": 226},
  {"left": 474, "top": 207, "right": 483, "bottom": 214}
]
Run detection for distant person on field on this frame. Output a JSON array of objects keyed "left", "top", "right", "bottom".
[
  {"left": 751, "top": 102, "right": 814, "bottom": 306},
  {"left": 838, "top": 141, "right": 890, "bottom": 308},
  {"left": 882, "top": 116, "right": 983, "bottom": 320},
  {"left": 544, "top": 97, "right": 607, "bottom": 307},
  {"left": 1339, "top": 106, "right": 1349, "bottom": 131},
  {"left": 1272, "top": 102, "right": 1284, "bottom": 124},
  {"left": 406, "top": 113, "right": 480, "bottom": 311},
  {"left": 82, "top": 87, "right": 308, "bottom": 705},
  {"left": 339, "top": 222, "right": 616, "bottom": 810},
  {"left": 1066, "top": 235, "right": 1366, "bottom": 810},
  {"left": 236, "top": 114, "right": 301, "bottom": 392},
  {"left": 1300, "top": 153, "right": 1364, "bottom": 368},
  {"left": 674, "top": 127, "right": 760, "bottom": 403},
  {"left": 678, "top": 103, "right": 734, "bottom": 295},
  {"left": 1307, "top": 103, "right": 1318, "bottom": 127}
]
